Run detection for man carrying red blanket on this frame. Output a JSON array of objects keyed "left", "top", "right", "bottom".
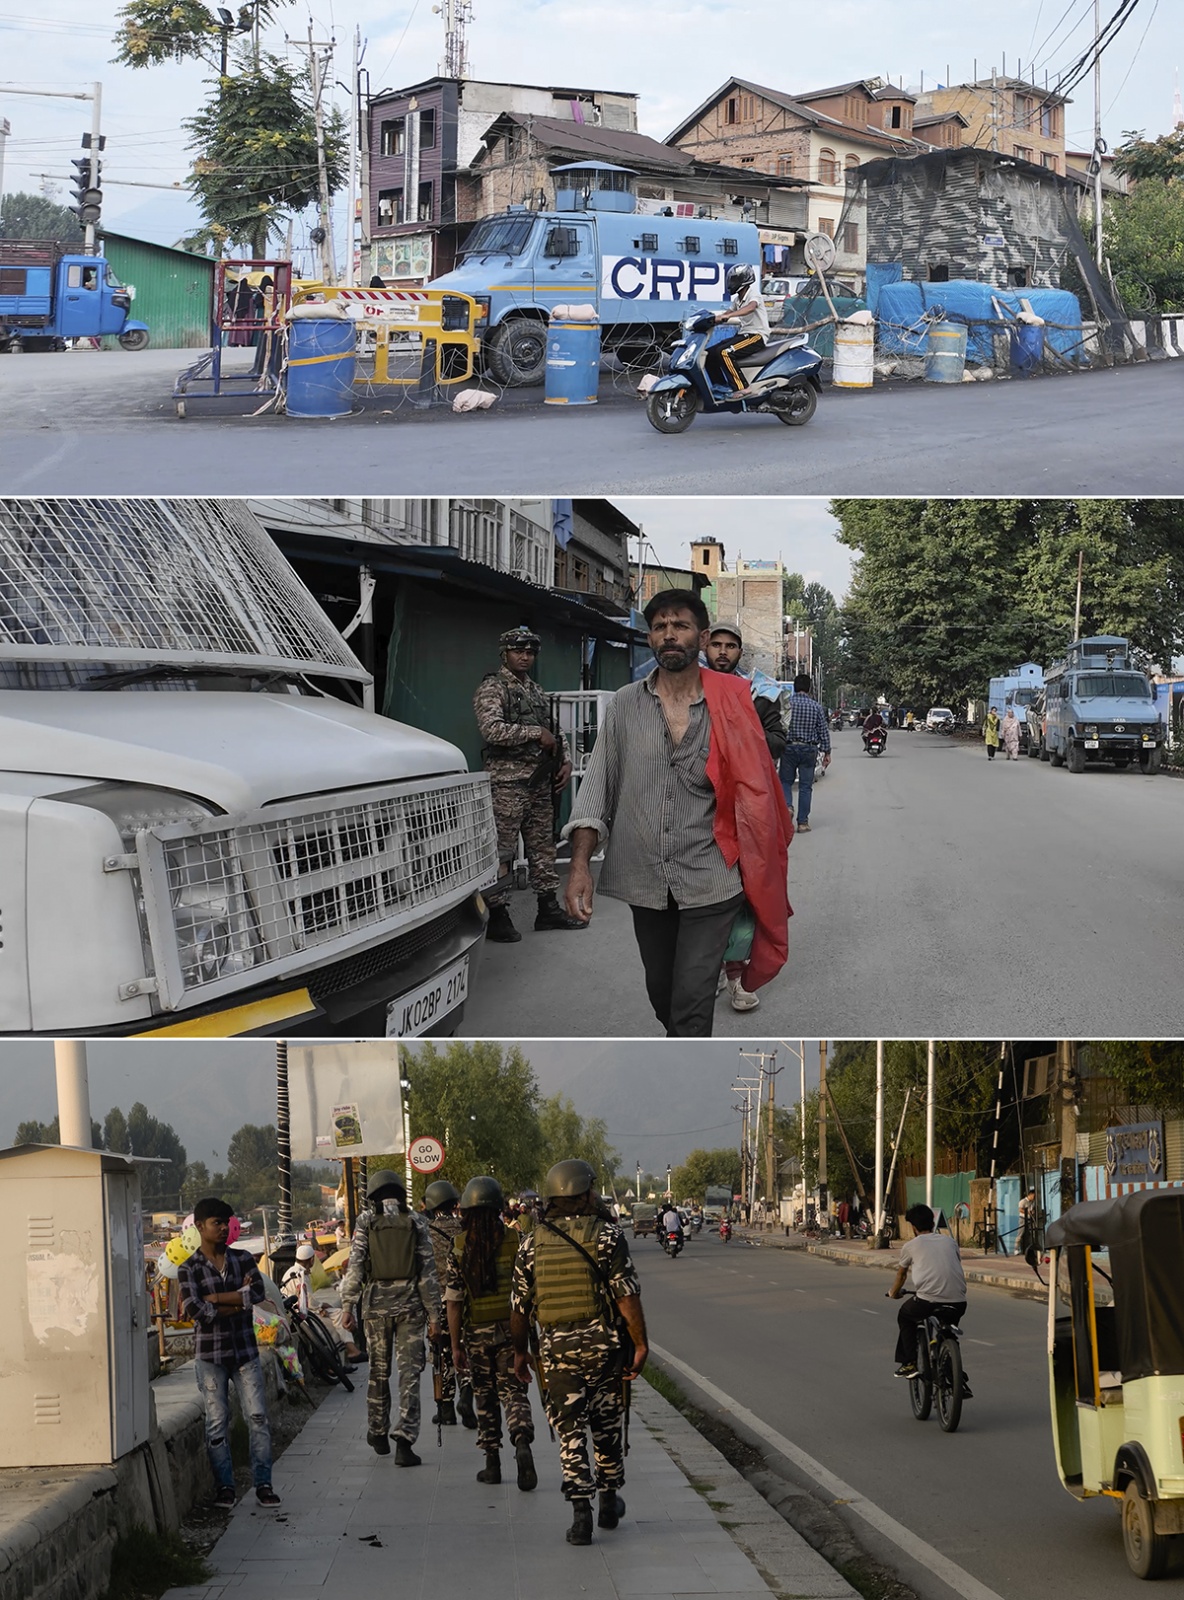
[{"left": 563, "top": 588, "right": 792, "bottom": 1036}]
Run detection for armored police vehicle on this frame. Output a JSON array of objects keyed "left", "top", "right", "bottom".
[
  {"left": 988, "top": 661, "right": 1044, "bottom": 752},
  {"left": 429, "top": 162, "right": 761, "bottom": 385},
  {"left": 1041, "top": 636, "right": 1163, "bottom": 774}
]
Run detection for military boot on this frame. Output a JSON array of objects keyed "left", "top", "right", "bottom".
[
  {"left": 393, "top": 1439, "right": 421, "bottom": 1467},
  {"left": 476, "top": 1450, "right": 502, "bottom": 1484},
  {"left": 566, "top": 1498, "right": 594, "bottom": 1545},
  {"left": 432, "top": 1400, "right": 457, "bottom": 1426},
  {"left": 534, "top": 892, "right": 587, "bottom": 931},
  {"left": 457, "top": 1383, "right": 478, "bottom": 1428},
  {"left": 598, "top": 1491, "right": 626, "bottom": 1529},
  {"left": 486, "top": 904, "right": 521, "bottom": 943},
  {"left": 514, "top": 1437, "right": 537, "bottom": 1491},
  {"left": 366, "top": 1432, "right": 390, "bottom": 1456}
]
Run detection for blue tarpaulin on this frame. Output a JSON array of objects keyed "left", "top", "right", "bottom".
[{"left": 875, "top": 279, "right": 1085, "bottom": 364}]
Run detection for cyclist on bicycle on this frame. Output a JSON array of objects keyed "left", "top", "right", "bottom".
[{"left": 885, "top": 1204, "right": 969, "bottom": 1387}]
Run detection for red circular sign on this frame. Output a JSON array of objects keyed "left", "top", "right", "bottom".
[{"left": 408, "top": 1136, "right": 445, "bottom": 1174}]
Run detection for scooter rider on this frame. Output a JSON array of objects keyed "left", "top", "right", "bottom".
[
  {"left": 708, "top": 264, "right": 773, "bottom": 394},
  {"left": 862, "top": 706, "right": 887, "bottom": 751}
]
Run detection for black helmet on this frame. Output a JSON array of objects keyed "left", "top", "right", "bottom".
[
  {"left": 541, "top": 1159, "right": 597, "bottom": 1199},
  {"left": 726, "top": 263, "right": 755, "bottom": 297},
  {"left": 367, "top": 1168, "right": 406, "bottom": 1202},
  {"left": 499, "top": 626, "right": 541, "bottom": 652},
  {"left": 460, "top": 1175, "right": 504, "bottom": 1210},
  {"left": 423, "top": 1180, "right": 460, "bottom": 1211}
]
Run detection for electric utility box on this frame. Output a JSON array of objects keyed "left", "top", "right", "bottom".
[{"left": 0, "top": 1143, "right": 150, "bottom": 1466}]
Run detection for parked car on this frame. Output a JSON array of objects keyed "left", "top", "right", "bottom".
[{"left": 926, "top": 707, "right": 955, "bottom": 730}]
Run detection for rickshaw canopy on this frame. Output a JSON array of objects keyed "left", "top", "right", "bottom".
[{"left": 1047, "top": 1189, "right": 1184, "bottom": 1382}]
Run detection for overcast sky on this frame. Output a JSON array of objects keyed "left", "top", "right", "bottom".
[
  {"left": 0, "top": 1038, "right": 822, "bottom": 1174},
  {"left": 2, "top": 2, "right": 1177, "bottom": 251}
]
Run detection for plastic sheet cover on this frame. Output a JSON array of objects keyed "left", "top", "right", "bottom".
[{"left": 874, "top": 279, "right": 1085, "bottom": 365}]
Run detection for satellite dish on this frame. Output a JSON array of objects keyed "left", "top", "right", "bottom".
[{"left": 803, "top": 231, "right": 836, "bottom": 273}]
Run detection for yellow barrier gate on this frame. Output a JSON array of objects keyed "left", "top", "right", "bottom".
[{"left": 290, "top": 285, "right": 481, "bottom": 390}]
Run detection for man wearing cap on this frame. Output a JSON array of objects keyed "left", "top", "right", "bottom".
[
  {"left": 177, "top": 1198, "right": 280, "bottom": 1510},
  {"left": 474, "top": 626, "right": 587, "bottom": 943},
  {"left": 281, "top": 1244, "right": 360, "bottom": 1364},
  {"left": 704, "top": 624, "right": 787, "bottom": 762},
  {"left": 340, "top": 1169, "right": 442, "bottom": 1463}
]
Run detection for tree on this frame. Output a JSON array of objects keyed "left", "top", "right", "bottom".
[
  {"left": 537, "top": 1094, "right": 620, "bottom": 1189},
  {"left": 13, "top": 1115, "right": 102, "bottom": 1147},
  {"left": 1095, "top": 1043, "right": 1184, "bottom": 1117},
  {"left": 122, "top": 1102, "right": 188, "bottom": 1206},
  {"left": 403, "top": 1041, "right": 546, "bottom": 1205},
  {"left": 184, "top": 52, "right": 347, "bottom": 257},
  {"left": 112, "top": 0, "right": 286, "bottom": 69},
  {"left": 670, "top": 1147, "right": 742, "bottom": 1203},
  {"left": 182, "top": 1160, "right": 212, "bottom": 1205},
  {"left": 104, "top": 1107, "right": 130, "bottom": 1154},
  {"left": 1102, "top": 178, "right": 1184, "bottom": 312},
  {"left": 0, "top": 191, "right": 83, "bottom": 243},
  {"left": 1112, "top": 128, "right": 1184, "bottom": 183}
]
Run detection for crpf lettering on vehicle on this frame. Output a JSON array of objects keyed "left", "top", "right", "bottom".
[{"left": 602, "top": 257, "right": 726, "bottom": 301}]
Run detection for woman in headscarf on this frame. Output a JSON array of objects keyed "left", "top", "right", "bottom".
[
  {"left": 226, "top": 276, "right": 260, "bottom": 347},
  {"left": 1001, "top": 708, "right": 1021, "bottom": 761},
  {"left": 984, "top": 707, "right": 1001, "bottom": 760}
]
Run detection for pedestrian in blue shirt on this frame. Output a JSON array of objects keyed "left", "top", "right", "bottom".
[
  {"left": 779, "top": 673, "right": 831, "bottom": 831},
  {"left": 177, "top": 1197, "right": 280, "bottom": 1510}
]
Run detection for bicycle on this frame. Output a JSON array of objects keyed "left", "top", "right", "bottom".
[
  {"left": 285, "top": 1298, "right": 356, "bottom": 1391},
  {"left": 906, "top": 1310, "right": 966, "bottom": 1432}
]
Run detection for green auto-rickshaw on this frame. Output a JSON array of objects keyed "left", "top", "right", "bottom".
[{"left": 1047, "top": 1189, "right": 1184, "bottom": 1579}]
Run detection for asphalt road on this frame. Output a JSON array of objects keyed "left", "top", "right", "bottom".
[
  {"left": 1, "top": 347, "right": 1182, "bottom": 493},
  {"left": 635, "top": 1240, "right": 1182, "bottom": 1599},
  {"left": 462, "top": 729, "right": 1184, "bottom": 1038}
]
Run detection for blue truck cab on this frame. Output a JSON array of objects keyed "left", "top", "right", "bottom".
[
  {"left": 1042, "top": 636, "right": 1163, "bottom": 774},
  {"left": 429, "top": 162, "right": 760, "bottom": 385},
  {"left": 0, "top": 240, "right": 149, "bottom": 352}
]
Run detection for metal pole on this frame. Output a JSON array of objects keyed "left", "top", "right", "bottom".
[
  {"left": 276, "top": 1041, "right": 291, "bottom": 1234},
  {"left": 874, "top": 1040, "right": 885, "bottom": 1238},
  {"left": 85, "top": 82, "right": 101, "bottom": 256},
  {"left": 54, "top": 1039, "right": 93, "bottom": 1147},
  {"left": 1057, "top": 1040, "right": 1079, "bottom": 1219},
  {"left": 925, "top": 1040, "right": 936, "bottom": 1210},
  {"left": 1093, "top": 0, "right": 1104, "bottom": 268},
  {"left": 1073, "top": 550, "right": 1084, "bottom": 639},
  {"left": 358, "top": 67, "right": 372, "bottom": 282},
  {"left": 817, "top": 1040, "right": 828, "bottom": 1223},
  {"left": 345, "top": 26, "right": 359, "bottom": 285},
  {"left": 308, "top": 25, "right": 337, "bottom": 284},
  {"left": 0, "top": 118, "right": 10, "bottom": 235}
]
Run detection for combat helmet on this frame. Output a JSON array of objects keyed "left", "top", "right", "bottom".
[
  {"left": 460, "top": 1175, "right": 504, "bottom": 1210},
  {"left": 423, "top": 1179, "right": 461, "bottom": 1212},
  {"left": 367, "top": 1168, "right": 406, "bottom": 1203},
  {"left": 499, "top": 625, "right": 542, "bottom": 655},
  {"left": 541, "top": 1159, "right": 597, "bottom": 1199}
]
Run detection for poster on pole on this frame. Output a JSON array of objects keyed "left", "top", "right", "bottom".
[{"left": 287, "top": 1042, "right": 406, "bottom": 1160}]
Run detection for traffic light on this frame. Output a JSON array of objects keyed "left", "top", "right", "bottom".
[{"left": 69, "top": 154, "right": 103, "bottom": 229}]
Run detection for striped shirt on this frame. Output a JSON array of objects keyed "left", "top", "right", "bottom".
[
  {"left": 177, "top": 1246, "right": 265, "bottom": 1366},
  {"left": 785, "top": 691, "right": 831, "bottom": 753},
  {"left": 562, "top": 670, "right": 743, "bottom": 910}
]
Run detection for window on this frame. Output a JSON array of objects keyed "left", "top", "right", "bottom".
[
  {"left": 380, "top": 118, "right": 405, "bottom": 157},
  {"left": 377, "top": 187, "right": 404, "bottom": 227},
  {"left": 1014, "top": 94, "right": 1032, "bottom": 126},
  {"left": 845, "top": 153, "right": 860, "bottom": 170},
  {"left": 419, "top": 108, "right": 436, "bottom": 149},
  {"left": 887, "top": 104, "right": 903, "bottom": 129},
  {"left": 726, "top": 97, "right": 738, "bottom": 124},
  {"left": 818, "top": 149, "right": 838, "bottom": 184},
  {"left": 1008, "top": 265, "right": 1030, "bottom": 287},
  {"left": 1041, "top": 105, "right": 1055, "bottom": 138},
  {"left": 818, "top": 217, "right": 835, "bottom": 238},
  {"left": 741, "top": 155, "right": 755, "bottom": 164},
  {"left": 417, "top": 181, "right": 433, "bottom": 222},
  {"left": 928, "top": 263, "right": 949, "bottom": 282},
  {"left": 777, "top": 154, "right": 794, "bottom": 176},
  {"left": 1042, "top": 152, "right": 1058, "bottom": 172},
  {"left": 842, "top": 222, "right": 859, "bottom": 254},
  {"left": 1015, "top": 145, "right": 1033, "bottom": 163},
  {"left": 702, "top": 549, "right": 710, "bottom": 565}
]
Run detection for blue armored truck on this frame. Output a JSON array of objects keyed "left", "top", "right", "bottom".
[
  {"left": 987, "top": 661, "right": 1044, "bottom": 751},
  {"left": 0, "top": 241, "right": 149, "bottom": 352},
  {"left": 1042, "top": 636, "right": 1163, "bottom": 774},
  {"left": 428, "top": 162, "right": 761, "bottom": 385}
]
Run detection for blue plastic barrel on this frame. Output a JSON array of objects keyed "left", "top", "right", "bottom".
[
  {"left": 544, "top": 317, "right": 600, "bottom": 405},
  {"left": 1009, "top": 323, "right": 1045, "bottom": 378},
  {"left": 286, "top": 316, "right": 356, "bottom": 418},
  {"left": 924, "top": 322, "right": 968, "bottom": 383}
]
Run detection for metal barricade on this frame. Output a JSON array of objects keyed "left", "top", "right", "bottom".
[
  {"left": 504, "top": 689, "right": 614, "bottom": 885},
  {"left": 290, "top": 284, "right": 481, "bottom": 394},
  {"left": 173, "top": 258, "right": 294, "bottom": 415}
]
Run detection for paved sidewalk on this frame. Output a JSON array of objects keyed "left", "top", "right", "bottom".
[{"left": 163, "top": 1372, "right": 857, "bottom": 1600}]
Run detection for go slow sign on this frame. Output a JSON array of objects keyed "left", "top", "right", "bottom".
[{"left": 408, "top": 1135, "right": 446, "bottom": 1174}]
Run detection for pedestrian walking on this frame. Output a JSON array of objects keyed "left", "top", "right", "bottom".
[
  {"left": 340, "top": 1169, "right": 442, "bottom": 1463},
  {"left": 563, "top": 588, "right": 792, "bottom": 1037},
  {"left": 1016, "top": 1186, "right": 1037, "bottom": 1258},
  {"left": 177, "top": 1197, "right": 281, "bottom": 1510},
  {"left": 779, "top": 672, "right": 831, "bottom": 833},
  {"left": 444, "top": 1176, "right": 536, "bottom": 1489},
  {"left": 474, "top": 626, "right": 587, "bottom": 943},
  {"left": 422, "top": 1179, "right": 477, "bottom": 1428},
  {"left": 1001, "top": 708, "right": 1021, "bottom": 760},
  {"left": 511, "top": 1160, "right": 648, "bottom": 1546},
  {"left": 984, "top": 708, "right": 1001, "bottom": 759}
]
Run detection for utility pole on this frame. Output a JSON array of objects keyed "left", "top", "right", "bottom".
[
  {"left": 344, "top": 26, "right": 360, "bottom": 285},
  {"left": 741, "top": 1051, "right": 780, "bottom": 1224},
  {"left": 54, "top": 1040, "right": 93, "bottom": 1148},
  {"left": 358, "top": 62, "right": 372, "bottom": 282},
  {"left": 1093, "top": 0, "right": 1104, "bottom": 268},
  {"left": 733, "top": 1073, "right": 762, "bottom": 1221},
  {"left": 294, "top": 25, "right": 337, "bottom": 283},
  {"left": 1057, "top": 1040, "right": 1079, "bottom": 1216},
  {"left": 1073, "top": 549, "right": 1084, "bottom": 639},
  {"left": 925, "top": 1040, "right": 936, "bottom": 1210},
  {"left": 276, "top": 1041, "right": 291, "bottom": 1235},
  {"left": 817, "top": 1040, "right": 828, "bottom": 1222},
  {"left": 874, "top": 1039, "right": 885, "bottom": 1240}
]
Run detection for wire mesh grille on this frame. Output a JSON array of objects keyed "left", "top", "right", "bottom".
[
  {"left": 0, "top": 498, "right": 366, "bottom": 678},
  {"left": 143, "top": 774, "right": 497, "bottom": 1003}
]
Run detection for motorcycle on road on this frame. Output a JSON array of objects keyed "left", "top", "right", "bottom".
[
  {"left": 661, "top": 1227, "right": 684, "bottom": 1257},
  {"left": 863, "top": 727, "right": 887, "bottom": 757},
  {"left": 645, "top": 312, "right": 823, "bottom": 435}
]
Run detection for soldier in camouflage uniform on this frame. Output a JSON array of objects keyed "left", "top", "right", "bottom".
[
  {"left": 443, "top": 1176, "right": 537, "bottom": 1489},
  {"left": 340, "top": 1170, "right": 442, "bottom": 1465},
  {"left": 511, "top": 1159, "right": 649, "bottom": 1546},
  {"left": 474, "top": 626, "right": 587, "bottom": 943},
  {"left": 422, "top": 1179, "right": 477, "bottom": 1429}
]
